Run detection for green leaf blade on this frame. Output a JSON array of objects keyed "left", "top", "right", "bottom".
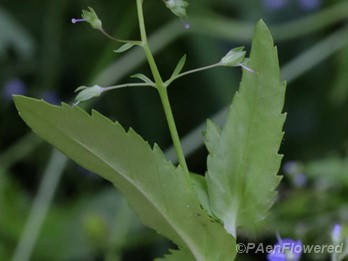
[
  {"left": 165, "top": 54, "right": 187, "bottom": 86},
  {"left": 130, "top": 73, "right": 154, "bottom": 85},
  {"left": 205, "top": 20, "right": 286, "bottom": 236},
  {"left": 191, "top": 173, "right": 214, "bottom": 217},
  {"left": 171, "top": 54, "right": 187, "bottom": 79},
  {"left": 14, "top": 96, "right": 236, "bottom": 260},
  {"left": 155, "top": 249, "right": 195, "bottom": 261}
]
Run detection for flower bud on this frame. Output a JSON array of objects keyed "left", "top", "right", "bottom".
[
  {"left": 164, "top": 0, "right": 189, "bottom": 20},
  {"left": 81, "top": 7, "right": 102, "bottom": 30},
  {"left": 74, "top": 85, "right": 104, "bottom": 105},
  {"left": 220, "top": 47, "right": 246, "bottom": 67}
]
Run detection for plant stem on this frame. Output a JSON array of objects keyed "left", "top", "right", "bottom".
[
  {"left": 135, "top": 0, "right": 190, "bottom": 182},
  {"left": 103, "top": 82, "right": 155, "bottom": 91},
  {"left": 166, "top": 62, "right": 220, "bottom": 86},
  {"left": 177, "top": 63, "right": 221, "bottom": 79},
  {"left": 99, "top": 27, "right": 142, "bottom": 45},
  {"left": 166, "top": 62, "right": 254, "bottom": 87},
  {"left": 99, "top": 28, "right": 128, "bottom": 43}
]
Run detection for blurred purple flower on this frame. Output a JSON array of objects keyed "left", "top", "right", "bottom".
[
  {"left": 283, "top": 161, "right": 307, "bottom": 187},
  {"left": 283, "top": 161, "right": 298, "bottom": 174},
  {"left": 292, "top": 173, "right": 307, "bottom": 188},
  {"left": 41, "top": 90, "right": 60, "bottom": 105},
  {"left": 332, "top": 224, "right": 341, "bottom": 242},
  {"left": 268, "top": 238, "right": 302, "bottom": 261},
  {"left": 3, "top": 79, "right": 27, "bottom": 101},
  {"left": 77, "top": 166, "right": 101, "bottom": 180},
  {"left": 298, "top": 0, "right": 321, "bottom": 10},
  {"left": 263, "top": 0, "right": 287, "bottom": 10}
]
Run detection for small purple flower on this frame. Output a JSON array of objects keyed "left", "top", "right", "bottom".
[
  {"left": 283, "top": 161, "right": 307, "bottom": 187},
  {"left": 332, "top": 224, "right": 341, "bottom": 243},
  {"left": 298, "top": 0, "right": 321, "bottom": 11},
  {"left": 3, "top": 79, "right": 27, "bottom": 101},
  {"left": 268, "top": 238, "right": 302, "bottom": 261},
  {"left": 283, "top": 161, "right": 298, "bottom": 175},
  {"left": 40, "top": 90, "right": 60, "bottom": 105},
  {"left": 292, "top": 173, "right": 307, "bottom": 188},
  {"left": 263, "top": 0, "right": 287, "bottom": 11}
]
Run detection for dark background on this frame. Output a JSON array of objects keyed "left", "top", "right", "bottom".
[{"left": 1, "top": 0, "right": 348, "bottom": 260}]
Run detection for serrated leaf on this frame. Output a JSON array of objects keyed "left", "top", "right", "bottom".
[
  {"left": 14, "top": 96, "right": 236, "bottom": 260},
  {"left": 131, "top": 73, "right": 154, "bottom": 85},
  {"left": 205, "top": 20, "right": 286, "bottom": 237},
  {"left": 114, "top": 42, "right": 135, "bottom": 53},
  {"left": 155, "top": 249, "right": 194, "bottom": 261},
  {"left": 204, "top": 119, "right": 221, "bottom": 153},
  {"left": 191, "top": 173, "right": 214, "bottom": 217}
]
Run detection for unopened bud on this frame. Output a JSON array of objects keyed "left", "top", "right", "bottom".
[
  {"left": 71, "top": 7, "right": 102, "bottom": 30},
  {"left": 74, "top": 85, "right": 104, "bottom": 105},
  {"left": 220, "top": 47, "right": 246, "bottom": 67},
  {"left": 164, "top": 0, "right": 189, "bottom": 23}
]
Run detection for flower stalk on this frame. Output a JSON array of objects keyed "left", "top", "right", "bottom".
[{"left": 72, "top": 7, "right": 141, "bottom": 45}]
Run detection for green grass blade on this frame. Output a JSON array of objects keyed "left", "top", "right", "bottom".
[
  {"left": 14, "top": 96, "right": 236, "bottom": 260},
  {"left": 205, "top": 20, "right": 286, "bottom": 237}
]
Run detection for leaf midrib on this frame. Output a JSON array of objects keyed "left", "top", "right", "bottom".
[
  {"left": 223, "top": 71, "right": 276, "bottom": 219},
  {"left": 30, "top": 106, "right": 203, "bottom": 260}
]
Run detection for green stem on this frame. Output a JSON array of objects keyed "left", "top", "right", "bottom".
[
  {"left": 103, "top": 82, "right": 155, "bottom": 91},
  {"left": 177, "top": 63, "right": 220, "bottom": 78},
  {"left": 99, "top": 28, "right": 130, "bottom": 43},
  {"left": 135, "top": 0, "right": 190, "bottom": 181},
  {"left": 166, "top": 62, "right": 220, "bottom": 86},
  {"left": 99, "top": 27, "right": 142, "bottom": 46}
]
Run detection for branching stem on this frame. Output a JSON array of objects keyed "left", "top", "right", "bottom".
[{"left": 135, "top": 0, "right": 191, "bottom": 186}]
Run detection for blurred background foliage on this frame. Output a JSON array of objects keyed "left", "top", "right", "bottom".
[{"left": 1, "top": 0, "right": 348, "bottom": 260}]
